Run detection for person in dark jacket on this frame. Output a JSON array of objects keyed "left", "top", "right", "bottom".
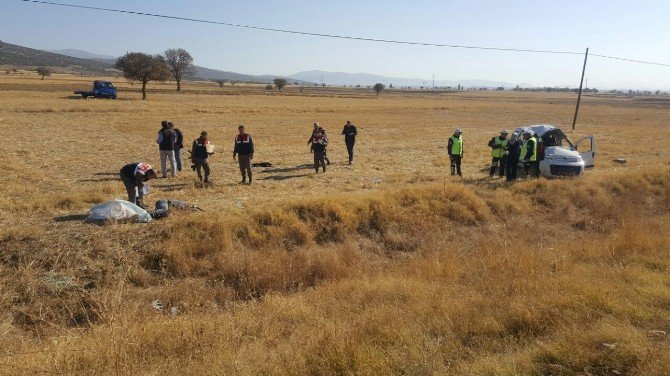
[
  {"left": 342, "top": 120, "right": 358, "bottom": 164},
  {"left": 170, "top": 122, "right": 184, "bottom": 172},
  {"left": 521, "top": 131, "right": 540, "bottom": 178},
  {"left": 191, "top": 131, "right": 213, "bottom": 183},
  {"left": 311, "top": 128, "right": 328, "bottom": 173},
  {"left": 233, "top": 125, "right": 255, "bottom": 184},
  {"left": 308, "top": 122, "right": 330, "bottom": 165},
  {"left": 505, "top": 133, "right": 522, "bottom": 181},
  {"left": 119, "top": 162, "right": 157, "bottom": 208},
  {"left": 157, "top": 120, "right": 177, "bottom": 178}
]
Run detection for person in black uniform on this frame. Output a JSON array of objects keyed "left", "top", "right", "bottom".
[
  {"left": 505, "top": 133, "right": 522, "bottom": 181},
  {"left": 342, "top": 120, "right": 358, "bottom": 164},
  {"left": 191, "top": 131, "right": 213, "bottom": 183},
  {"left": 233, "top": 125, "right": 255, "bottom": 185}
]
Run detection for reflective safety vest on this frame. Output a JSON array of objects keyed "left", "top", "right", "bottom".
[
  {"left": 450, "top": 136, "right": 463, "bottom": 156},
  {"left": 491, "top": 137, "right": 508, "bottom": 158},
  {"left": 520, "top": 137, "right": 538, "bottom": 162}
]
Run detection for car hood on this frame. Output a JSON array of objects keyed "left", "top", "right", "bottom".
[{"left": 545, "top": 146, "right": 583, "bottom": 163}]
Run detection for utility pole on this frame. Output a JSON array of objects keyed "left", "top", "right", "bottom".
[{"left": 572, "top": 48, "right": 589, "bottom": 130}]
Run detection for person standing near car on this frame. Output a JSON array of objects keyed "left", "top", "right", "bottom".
[
  {"left": 156, "top": 120, "right": 177, "bottom": 178},
  {"left": 233, "top": 125, "right": 255, "bottom": 185},
  {"left": 447, "top": 128, "right": 463, "bottom": 176},
  {"left": 170, "top": 122, "right": 184, "bottom": 172},
  {"left": 191, "top": 131, "right": 212, "bottom": 183},
  {"left": 505, "top": 133, "right": 522, "bottom": 181},
  {"left": 520, "top": 130, "right": 540, "bottom": 178},
  {"left": 342, "top": 120, "right": 358, "bottom": 164},
  {"left": 488, "top": 130, "right": 509, "bottom": 178}
]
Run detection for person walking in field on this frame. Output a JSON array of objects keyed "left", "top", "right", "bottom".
[
  {"left": 505, "top": 133, "right": 522, "bottom": 181},
  {"left": 157, "top": 120, "right": 177, "bottom": 178},
  {"left": 447, "top": 128, "right": 463, "bottom": 176},
  {"left": 191, "top": 131, "right": 213, "bottom": 183},
  {"left": 119, "top": 162, "right": 158, "bottom": 208},
  {"left": 488, "top": 130, "right": 509, "bottom": 178},
  {"left": 520, "top": 130, "right": 540, "bottom": 178},
  {"left": 308, "top": 122, "right": 330, "bottom": 165},
  {"left": 170, "top": 122, "right": 184, "bottom": 172},
  {"left": 342, "top": 120, "right": 358, "bottom": 164},
  {"left": 233, "top": 125, "right": 255, "bottom": 185},
  {"left": 311, "top": 128, "right": 328, "bottom": 173}
]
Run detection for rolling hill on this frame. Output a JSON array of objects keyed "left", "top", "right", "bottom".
[{"left": 0, "top": 40, "right": 113, "bottom": 74}]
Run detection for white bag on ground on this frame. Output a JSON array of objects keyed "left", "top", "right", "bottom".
[{"left": 85, "top": 199, "right": 153, "bottom": 224}]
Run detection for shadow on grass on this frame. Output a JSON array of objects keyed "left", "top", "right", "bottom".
[
  {"left": 53, "top": 214, "right": 87, "bottom": 222},
  {"left": 260, "top": 173, "right": 313, "bottom": 181},
  {"left": 260, "top": 164, "right": 313, "bottom": 174},
  {"left": 154, "top": 183, "right": 191, "bottom": 192},
  {"left": 77, "top": 178, "right": 118, "bottom": 183}
]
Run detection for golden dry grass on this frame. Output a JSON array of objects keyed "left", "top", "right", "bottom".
[{"left": 0, "top": 72, "right": 669, "bottom": 375}]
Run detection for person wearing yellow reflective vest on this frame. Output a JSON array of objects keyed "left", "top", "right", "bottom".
[
  {"left": 520, "top": 130, "right": 540, "bottom": 178},
  {"left": 447, "top": 128, "right": 463, "bottom": 176},
  {"left": 488, "top": 130, "right": 509, "bottom": 178}
]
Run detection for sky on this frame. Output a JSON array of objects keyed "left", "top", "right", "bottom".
[{"left": 2, "top": 0, "right": 670, "bottom": 89}]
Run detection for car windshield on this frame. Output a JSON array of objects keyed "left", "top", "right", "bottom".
[
  {"left": 543, "top": 130, "right": 575, "bottom": 150},
  {"left": 96, "top": 82, "right": 114, "bottom": 88}
]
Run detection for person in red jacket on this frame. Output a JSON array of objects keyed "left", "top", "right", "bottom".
[{"left": 233, "top": 125, "right": 255, "bottom": 184}]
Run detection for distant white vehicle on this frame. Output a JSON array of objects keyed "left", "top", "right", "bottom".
[{"left": 512, "top": 125, "right": 595, "bottom": 177}]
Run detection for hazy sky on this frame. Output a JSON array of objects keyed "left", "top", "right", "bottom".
[{"left": 3, "top": 0, "right": 669, "bottom": 89}]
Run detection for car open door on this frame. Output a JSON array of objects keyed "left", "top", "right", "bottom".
[{"left": 575, "top": 135, "right": 596, "bottom": 168}]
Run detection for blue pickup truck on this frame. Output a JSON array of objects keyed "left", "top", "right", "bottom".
[{"left": 74, "top": 80, "right": 117, "bottom": 99}]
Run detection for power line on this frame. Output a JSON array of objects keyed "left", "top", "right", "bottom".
[
  {"left": 20, "top": 0, "right": 581, "bottom": 55},
  {"left": 18, "top": 0, "right": 670, "bottom": 67}
]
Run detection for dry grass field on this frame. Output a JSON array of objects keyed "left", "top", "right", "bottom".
[{"left": 0, "top": 72, "right": 669, "bottom": 375}]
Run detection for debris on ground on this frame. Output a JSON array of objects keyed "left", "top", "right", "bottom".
[
  {"left": 167, "top": 199, "right": 203, "bottom": 211},
  {"left": 252, "top": 162, "right": 273, "bottom": 167},
  {"left": 649, "top": 330, "right": 667, "bottom": 337},
  {"left": 151, "top": 300, "right": 163, "bottom": 312},
  {"left": 613, "top": 158, "right": 627, "bottom": 164},
  {"left": 85, "top": 199, "right": 152, "bottom": 224},
  {"left": 42, "top": 272, "right": 78, "bottom": 291},
  {"left": 601, "top": 342, "right": 617, "bottom": 350}
]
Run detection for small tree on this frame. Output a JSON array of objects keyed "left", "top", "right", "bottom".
[
  {"left": 36, "top": 67, "right": 52, "bottom": 80},
  {"left": 373, "top": 83, "right": 385, "bottom": 95},
  {"left": 265, "top": 84, "right": 274, "bottom": 91},
  {"left": 163, "top": 48, "right": 196, "bottom": 92},
  {"left": 115, "top": 52, "right": 170, "bottom": 100},
  {"left": 215, "top": 79, "right": 226, "bottom": 88},
  {"left": 273, "top": 78, "right": 288, "bottom": 92}
]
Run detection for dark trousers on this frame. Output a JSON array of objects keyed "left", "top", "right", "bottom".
[
  {"left": 506, "top": 159, "right": 519, "bottom": 181},
  {"left": 120, "top": 173, "right": 139, "bottom": 205},
  {"left": 489, "top": 156, "right": 507, "bottom": 177},
  {"left": 345, "top": 140, "right": 355, "bottom": 163},
  {"left": 193, "top": 158, "right": 210, "bottom": 182},
  {"left": 314, "top": 151, "right": 326, "bottom": 172},
  {"left": 523, "top": 161, "right": 540, "bottom": 178},
  {"left": 238, "top": 154, "right": 252, "bottom": 182},
  {"left": 450, "top": 155, "right": 462, "bottom": 176}
]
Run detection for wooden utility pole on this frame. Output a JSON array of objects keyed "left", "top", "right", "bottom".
[{"left": 572, "top": 48, "right": 589, "bottom": 130}]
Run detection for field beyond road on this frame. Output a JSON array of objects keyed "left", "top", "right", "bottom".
[{"left": 0, "top": 73, "right": 669, "bottom": 375}]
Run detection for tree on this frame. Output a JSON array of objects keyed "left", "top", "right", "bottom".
[
  {"left": 273, "top": 78, "right": 288, "bottom": 92},
  {"left": 36, "top": 67, "right": 52, "bottom": 80},
  {"left": 114, "top": 52, "right": 170, "bottom": 100},
  {"left": 215, "top": 79, "right": 226, "bottom": 88},
  {"left": 373, "top": 83, "right": 385, "bottom": 95},
  {"left": 389, "top": 83, "right": 393, "bottom": 89},
  {"left": 163, "top": 48, "right": 196, "bottom": 92},
  {"left": 265, "top": 84, "right": 274, "bottom": 91}
]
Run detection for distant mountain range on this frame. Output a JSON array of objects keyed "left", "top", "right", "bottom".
[
  {"left": 286, "top": 70, "right": 532, "bottom": 88},
  {"left": 2, "top": 41, "right": 531, "bottom": 88}
]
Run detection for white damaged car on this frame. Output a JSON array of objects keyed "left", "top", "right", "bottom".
[{"left": 512, "top": 125, "right": 595, "bottom": 177}]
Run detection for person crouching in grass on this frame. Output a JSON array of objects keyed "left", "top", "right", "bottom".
[{"left": 119, "top": 162, "right": 157, "bottom": 208}]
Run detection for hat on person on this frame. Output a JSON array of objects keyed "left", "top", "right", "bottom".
[
  {"left": 201, "top": 130, "right": 208, "bottom": 136},
  {"left": 522, "top": 129, "right": 533, "bottom": 136},
  {"left": 501, "top": 129, "right": 509, "bottom": 134},
  {"left": 454, "top": 128, "right": 462, "bottom": 133}
]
